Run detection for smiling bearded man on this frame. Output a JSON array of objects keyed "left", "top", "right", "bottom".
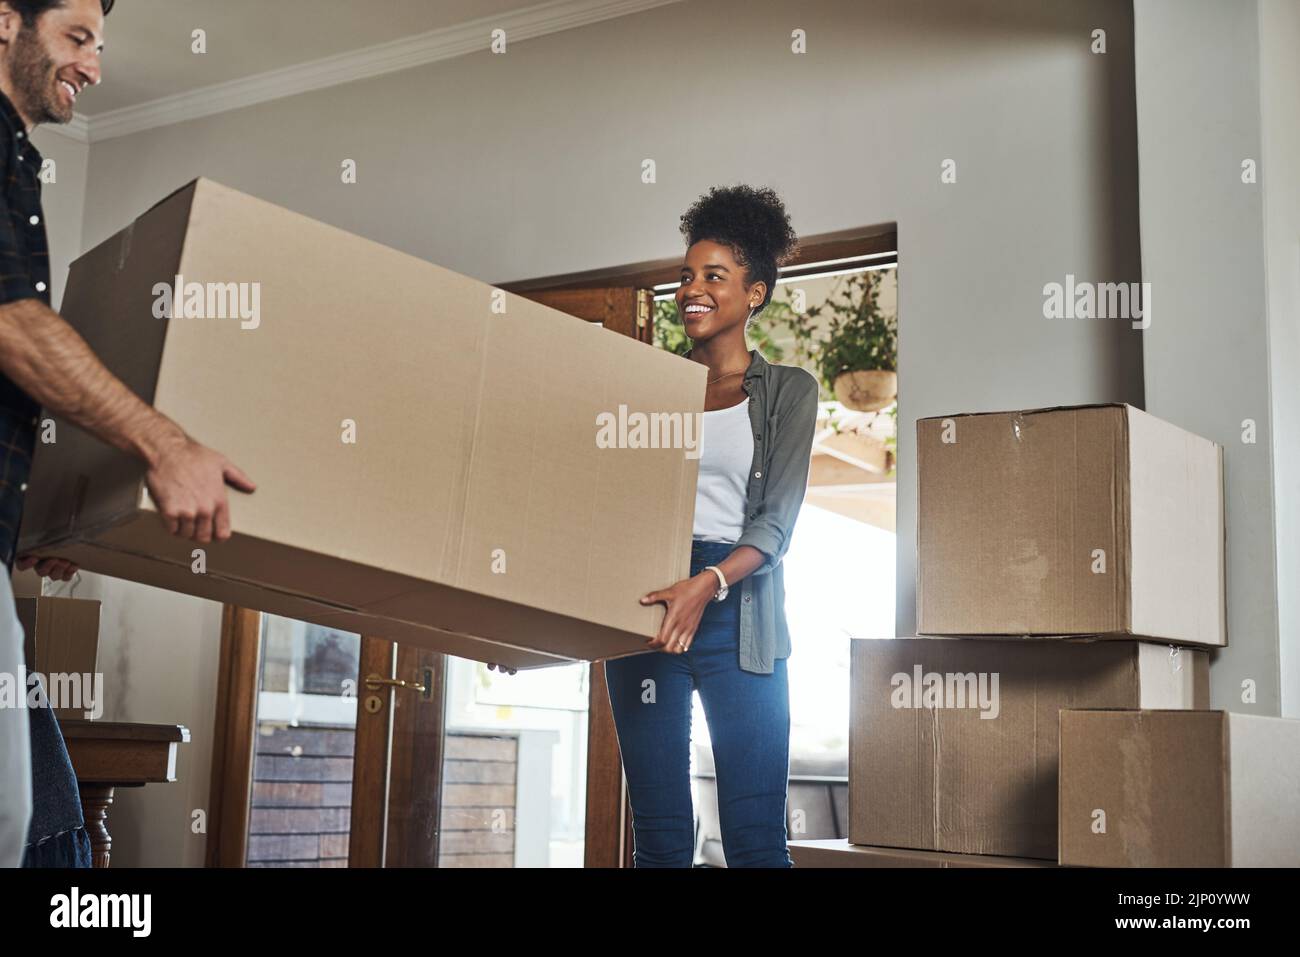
[
  {"left": 5, "top": 3, "right": 89, "bottom": 125},
  {"left": 0, "top": 0, "right": 257, "bottom": 869}
]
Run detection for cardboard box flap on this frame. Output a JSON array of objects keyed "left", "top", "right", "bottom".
[
  {"left": 1126, "top": 406, "right": 1225, "bottom": 645},
  {"left": 1227, "top": 713, "right": 1300, "bottom": 867}
]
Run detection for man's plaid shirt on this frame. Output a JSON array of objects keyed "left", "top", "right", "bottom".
[{"left": 0, "top": 87, "right": 53, "bottom": 568}]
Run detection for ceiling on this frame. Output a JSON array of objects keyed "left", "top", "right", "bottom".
[{"left": 78, "top": 0, "right": 546, "bottom": 116}]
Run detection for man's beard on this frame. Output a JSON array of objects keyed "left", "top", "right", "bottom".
[{"left": 9, "top": 27, "right": 70, "bottom": 125}]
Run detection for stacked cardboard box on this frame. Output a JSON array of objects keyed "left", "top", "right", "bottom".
[
  {"left": 914, "top": 404, "right": 1224, "bottom": 647},
  {"left": 18, "top": 179, "right": 705, "bottom": 672},
  {"left": 1059, "top": 710, "right": 1300, "bottom": 866},
  {"left": 848, "top": 638, "right": 1207, "bottom": 860},
  {"left": 818, "top": 404, "right": 1233, "bottom": 868}
]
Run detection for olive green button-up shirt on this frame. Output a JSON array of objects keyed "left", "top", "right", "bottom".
[{"left": 686, "top": 346, "right": 821, "bottom": 674}]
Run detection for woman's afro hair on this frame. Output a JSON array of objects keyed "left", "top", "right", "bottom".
[{"left": 679, "top": 184, "right": 799, "bottom": 317}]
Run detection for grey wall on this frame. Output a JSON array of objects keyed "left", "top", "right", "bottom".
[
  {"left": 65, "top": 0, "right": 1144, "bottom": 864},
  {"left": 28, "top": 128, "right": 87, "bottom": 309},
  {"left": 1259, "top": 0, "right": 1300, "bottom": 718},
  {"left": 1133, "top": 0, "right": 1296, "bottom": 716}
]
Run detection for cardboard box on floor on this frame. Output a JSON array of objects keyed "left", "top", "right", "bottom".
[
  {"left": 788, "top": 839, "right": 1055, "bottom": 868},
  {"left": 18, "top": 178, "right": 704, "bottom": 671},
  {"left": 15, "top": 596, "right": 101, "bottom": 721},
  {"left": 849, "top": 637, "right": 1209, "bottom": 860},
  {"left": 1060, "top": 710, "right": 1300, "bottom": 867},
  {"left": 916, "top": 405, "right": 1225, "bottom": 647}
]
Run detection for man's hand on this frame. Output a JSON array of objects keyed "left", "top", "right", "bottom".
[
  {"left": 14, "top": 554, "right": 77, "bottom": 581},
  {"left": 639, "top": 573, "right": 717, "bottom": 654},
  {"left": 144, "top": 433, "right": 256, "bottom": 542},
  {"left": 487, "top": 662, "right": 518, "bottom": 676},
  {"left": 0, "top": 299, "right": 257, "bottom": 545}
]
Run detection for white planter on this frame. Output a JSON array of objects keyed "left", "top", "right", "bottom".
[{"left": 833, "top": 369, "right": 897, "bottom": 412}]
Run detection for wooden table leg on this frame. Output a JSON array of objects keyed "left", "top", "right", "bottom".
[{"left": 79, "top": 785, "right": 115, "bottom": 868}]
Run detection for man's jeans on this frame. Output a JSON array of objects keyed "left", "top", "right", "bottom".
[
  {"left": 22, "top": 680, "right": 92, "bottom": 867},
  {"left": 0, "top": 571, "right": 91, "bottom": 868},
  {"left": 0, "top": 571, "right": 32, "bottom": 867},
  {"left": 604, "top": 538, "right": 794, "bottom": 868}
]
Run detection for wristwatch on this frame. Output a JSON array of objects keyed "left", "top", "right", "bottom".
[{"left": 704, "top": 565, "right": 729, "bottom": 602}]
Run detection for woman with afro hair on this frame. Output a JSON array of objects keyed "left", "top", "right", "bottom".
[{"left": 604, "top": 184, "right": 821, "bottom": 867}]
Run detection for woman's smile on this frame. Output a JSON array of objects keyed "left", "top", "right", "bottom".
[{"left": 682, "top": 300, "right": 717, "bottom": 329}]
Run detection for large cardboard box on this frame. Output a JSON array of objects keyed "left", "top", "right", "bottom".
[
  {"left": 15, "top": 596, "right": 101, "bottom": 721},
  {"left": 1060, "top": 710, "right": 1300, "bottom": 867},
  {"left": 916, "top": 404, "right": 1225, "bottom": 647},
  {"left": 789, "top": 838, "right": 1054, "bottom": 868},
  {"left": 18, "top": 179, "right": 704, "bottom": 670},
  {"left": 849, "top": 637, "right": 1208, "bottom": 860}
]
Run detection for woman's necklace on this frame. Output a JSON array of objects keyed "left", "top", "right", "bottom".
[{"left": 707, "top": 370, "right": 747, "bottom": 386}]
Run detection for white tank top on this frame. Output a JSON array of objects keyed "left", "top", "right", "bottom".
[{"left": 692, "top": 397, "right": 754, "bottom": 542}]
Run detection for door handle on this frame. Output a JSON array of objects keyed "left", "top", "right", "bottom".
[{"left": 364, "top": 674, "right": 427, "bottom": 694}]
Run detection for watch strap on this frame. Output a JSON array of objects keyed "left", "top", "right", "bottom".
[{"left": 704, "top": 565, "right": 728, "bottom": 600}]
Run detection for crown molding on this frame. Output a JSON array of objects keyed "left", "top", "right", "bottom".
[{"left": 79, "top": 0, "right": 681, "bottom": 143}]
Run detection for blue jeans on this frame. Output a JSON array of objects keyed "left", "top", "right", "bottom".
[
  {"left": 604, "top": 538, "right": 793, "bottom": 868},
  {"left": 21, "top": 690, "right": 92, "bottom": 867}
]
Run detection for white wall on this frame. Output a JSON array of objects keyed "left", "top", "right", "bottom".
[
  {"left": 66, "top": 0, "right": 1144, "bottom": 864},
  {"left": 1259, "top": 0, "right": 1300, "bottom": 718},
  {"left": 43, "top": 575, "right": 224, "bottom": 868},
  {"left": 1133, "top": 0, "right": 1295, "bottom": 716}
]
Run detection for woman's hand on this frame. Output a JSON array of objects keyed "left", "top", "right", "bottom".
[
  {"left": 639, "top": 573, "right": 717, "bottom": 654},
  {"left": 486, "top": 662, "right": 518, "bottom": 676}
]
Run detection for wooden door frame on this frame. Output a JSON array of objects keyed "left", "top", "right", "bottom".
[
  {"left": 381, "top": 645, "right": 447, "bottom": 867},
  {"left": 205, "top": 605, "right": 260, "bottom": 867},
  {"left": 346, "top": 636, "right": 395, "bottom": 866}
]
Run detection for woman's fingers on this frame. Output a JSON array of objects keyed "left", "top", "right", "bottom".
[
  {"left": 646, "top": 597, "right": 674, "bottom": 647},
  {"left": 641, "top": 585, "right": 700, "bottom": 652}
]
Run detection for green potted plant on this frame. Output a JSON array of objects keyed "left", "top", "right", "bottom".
[{"left": 775, "top": 270, "right": 897, "bottom": 411}]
